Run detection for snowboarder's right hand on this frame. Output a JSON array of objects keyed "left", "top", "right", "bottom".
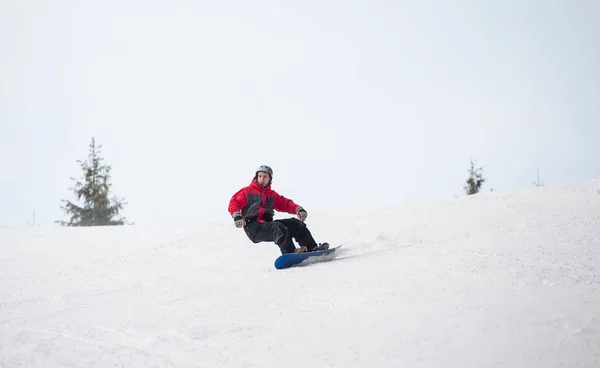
[{"left": 233, "top": 211, "right": 244, "bottom": 228}]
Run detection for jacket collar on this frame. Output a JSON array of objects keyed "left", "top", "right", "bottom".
[{"left": 250, "top": 178, "right": 271, "bottom": 192}]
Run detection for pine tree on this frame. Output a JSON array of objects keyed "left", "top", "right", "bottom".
[
  {"left": 57, "top": 138, "right": 128, "bottom": 226},
  {"left": 532, "top": 168, "right": 544, "bottom": 187},
  {"left": 464, "top": 159, "right": 485, "bottom": 195}
]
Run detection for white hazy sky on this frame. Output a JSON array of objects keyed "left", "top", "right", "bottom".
[{"left": 1, "top": 0, "right": 599, "bottom": 227}]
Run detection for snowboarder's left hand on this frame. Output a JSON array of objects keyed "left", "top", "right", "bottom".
[{"left": 296, "top": 206, "right": 308, "bottom": 222}]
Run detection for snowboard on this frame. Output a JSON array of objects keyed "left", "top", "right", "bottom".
[{"left": 274, "top": 245, "right": 343, "bottom": 269}]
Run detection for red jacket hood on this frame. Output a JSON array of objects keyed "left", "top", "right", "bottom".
[{"left": 250, "top": 178, "right": 271, "bottom": 192}]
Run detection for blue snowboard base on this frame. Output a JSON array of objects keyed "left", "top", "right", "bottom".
[{"left": 274, "top": 245, "right": 343, "bottom": 269}]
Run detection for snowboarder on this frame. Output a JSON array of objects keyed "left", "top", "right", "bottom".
[{"left": 228, "top": 165, "right": 329, "bottom": 254}]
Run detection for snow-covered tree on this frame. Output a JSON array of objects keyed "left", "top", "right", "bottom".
[
  {"left": 533, "top": 168, "right": 544, "bottom": 187},
  {"left": 464, "top": 159, "right": 485, "bottom": 195},
  {"left": 57, "top": 138, "right": 128, "bottom": 226}
]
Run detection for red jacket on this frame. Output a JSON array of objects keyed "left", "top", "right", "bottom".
[{"left": 228, "top": 179, "right": 300, "bottom": 223}]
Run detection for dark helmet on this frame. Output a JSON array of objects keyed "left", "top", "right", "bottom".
[{"left": 255, "top": 165, "right": 273, "bottom": 178}]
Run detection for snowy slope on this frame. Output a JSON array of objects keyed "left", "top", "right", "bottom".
[{"left": 1, "top": 180, "right": 600, "bottom": 367}]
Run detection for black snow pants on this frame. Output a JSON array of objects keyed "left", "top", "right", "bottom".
[{"left": 244, "top": 218, "right": 318, "bottom": 254}]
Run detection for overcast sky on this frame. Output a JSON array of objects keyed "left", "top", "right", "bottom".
[{"left": 1, "top": 0, "right": 599, "bottom": 227}]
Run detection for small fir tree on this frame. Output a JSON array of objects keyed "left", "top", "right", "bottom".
[
  {"left": 533, "top": 168, "right": 544, "bottom": 187},
  {"left": 57, "top": 138, "right": 128, "bottom": 226},
  {"left": 464, "top": 159, "right": 485, "bottom": 195}
]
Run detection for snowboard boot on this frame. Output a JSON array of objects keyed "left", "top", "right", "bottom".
[
  {"left": 314, "top": 242, "right": 329, "bottom": 251},
  {"left": 295, "top": 246, "right": 308, "bottom": 253}
]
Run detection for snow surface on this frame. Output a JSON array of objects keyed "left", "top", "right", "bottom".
[{"left": 2, "top": 180, "right": 600, "bottom": 367}]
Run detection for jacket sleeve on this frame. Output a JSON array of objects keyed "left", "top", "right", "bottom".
[
  {"left": 272, "top": 191, "right": 299, "bottom": 214},
  {"left": 228, "top": 187, "right": 248, "bottom": 216}
]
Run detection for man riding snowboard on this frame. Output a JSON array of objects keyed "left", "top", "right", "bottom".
[{"left": 228, "top": 165, "right": 329, "bottom": 254}]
